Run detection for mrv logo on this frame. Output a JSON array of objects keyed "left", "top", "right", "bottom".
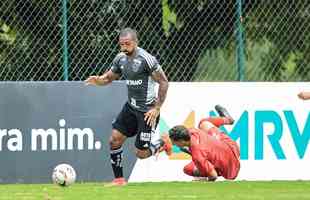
[
  {"left": 0, "top": 119, "right": 102, "bottom": 151},
  {"left": 217, "top": 110, "right": 310, "bottom": 160}
]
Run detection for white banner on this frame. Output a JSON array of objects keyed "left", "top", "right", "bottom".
[{"left": 129, "top": 82, "right": 310, "bottom": 182}]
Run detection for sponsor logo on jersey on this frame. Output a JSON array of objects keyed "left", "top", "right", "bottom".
[
  {"left": 126, "top": 79, "right": 143, "bottom": 86},
  {"left": 132, "top": 59, "right": 142, "bottom": 72}
]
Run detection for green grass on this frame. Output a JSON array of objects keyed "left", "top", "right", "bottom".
[{"left": 0, "top": 181, "right": 310, "bottom": 200}]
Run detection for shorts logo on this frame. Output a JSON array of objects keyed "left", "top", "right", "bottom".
[{"left": 140, "top": 132, "right": 151, "bottom": 142}]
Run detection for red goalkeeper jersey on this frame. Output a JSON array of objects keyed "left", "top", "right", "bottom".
[{"left": 188, "top": 127, "right": 240, "bottom": 179}]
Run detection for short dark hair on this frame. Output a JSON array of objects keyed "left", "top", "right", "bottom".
[
  {"left": 119, "top": 28, "right": 138, "bottom": 42},
  {"left": 168, "top": 125, "right": 190, "bottom": 141}
]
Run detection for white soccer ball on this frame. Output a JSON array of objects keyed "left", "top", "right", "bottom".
[{"left": 52, "top": 163, "right": 76, "bottom": 186}]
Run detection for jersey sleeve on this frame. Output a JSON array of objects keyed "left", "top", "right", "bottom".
[
  {"left": 191, "top": 147, "right": 215, "bottom": 177},
  {"left": 110, "top": 54, "right": 123, "bottom": 75},
  {"left": 144, "top": 55, "right": 161, "bottom": 74}
]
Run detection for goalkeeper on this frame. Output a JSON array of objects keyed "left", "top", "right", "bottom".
[{"left": 167, "top": 105, "right": 240, "bottom": 181}]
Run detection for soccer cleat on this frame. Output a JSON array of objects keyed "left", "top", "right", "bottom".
[
  {"left": 193, "top": 177, "right": 209, "bottom": 182},
  {"left": 105, "top": 177, "right": 127, "bottom": 187},
  {"left": 160, "top": 134, "right": 173, "bottom": 156},
  {"left": 215, "top": 105, "right": 234, "bottom": 124}
]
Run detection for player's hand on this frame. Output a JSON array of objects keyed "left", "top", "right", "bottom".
[
  {"left": 298, "top": 92, "right": 310, "bottom": 100},
  {"left": 144, "top": 106, "right": 160, "bottom": 127},
  {"left": 85, "top": 76, "right": 99, "bottom": 86}
]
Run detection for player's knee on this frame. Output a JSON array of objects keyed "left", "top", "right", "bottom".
[
  {"left": 109, "top": 135, "right": 123, "bottom": 149},
  {"left": 198, "top": 118, "right": 215, "bottom": 130},
  {"left": 135, "top": 149, "right": 151, "bottom": 159}
]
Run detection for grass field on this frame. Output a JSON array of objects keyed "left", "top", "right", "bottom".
[{"left": 0, "top": 181, "right": 309, "bottom": 200}]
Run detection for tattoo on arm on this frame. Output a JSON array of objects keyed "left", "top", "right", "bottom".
[
  {"left": 108, "top": 70, "right": 120, "bottom": 81},
  {"left": 151, "top": 68, "right": 169, "bottom": 108}
]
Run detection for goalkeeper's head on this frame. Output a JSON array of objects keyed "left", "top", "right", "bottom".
[{"left": 168, "top": 125, "right": 191, "bottom": 147}]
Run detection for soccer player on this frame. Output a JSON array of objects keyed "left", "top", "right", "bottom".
[
  {"left": 298, "top": 91, "right": 310, "bottom": 100},
  {"left": 85, "top": 28, "right": 171, "bottom": 186},
  {"left": 168, "top": 105, "right": 240, "bottom": 181}
]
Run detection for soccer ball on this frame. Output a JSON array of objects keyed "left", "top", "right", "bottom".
[{"left": 52, "top": 163, "right": 76, "bottom": 186}]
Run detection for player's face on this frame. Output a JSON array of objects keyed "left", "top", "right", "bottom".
[
  {"left": 172, "top": 140, "right": 188, "bottom": 148},
  {"left": 119, "top": 35, "right": 136, "bottom": 56}
]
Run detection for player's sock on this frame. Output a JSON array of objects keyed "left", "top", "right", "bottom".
[
  {"left": 206, "top": 117, "right": 226, "bottom": 127},
  {"left": 110, "top": 147, "right": 123, "bottom": 178},
  {"left": 198, "top": 117, "right": 228, "bottom": 128},
  {"left": 198, "top": 115, "right": 233, "bottom": 128}
]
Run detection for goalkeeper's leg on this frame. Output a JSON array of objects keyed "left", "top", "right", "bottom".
[{"left": 215, "top": 104, "right": 234, "bottom": 124}]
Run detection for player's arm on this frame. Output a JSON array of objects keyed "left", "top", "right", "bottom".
[
  {"left": 195, "top": 159, "right": 218, "bottom": 181},
  {"left": 144, "top": 67, "right": 169, "bottom": 127},
  {"left": 151, "top": 68, "right": 169, "bottom": 110},
  {"left": 85, "top": 69, "right": 120, "bottom": 86},
  {"left": 192, "top": 149, "right": 218, "bottom": 181},
  {"left": 207, "top": 169, "right": 218, "bottom": 181},
  {"left": 85, "top": 53, "right": 123, "bottom": 86},
  {"left": 298, "top": 91, "right": 310, "bottom": 100}
]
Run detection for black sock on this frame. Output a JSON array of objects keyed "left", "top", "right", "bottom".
[{"left": 110, "top": 147, "right": 123, "bottom": 178}]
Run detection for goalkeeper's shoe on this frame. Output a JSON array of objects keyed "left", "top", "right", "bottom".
[
  {"left": 193, "top": 177, "right": 209, "bottom": 182},
  {"left": 215, "top": 105, "right": 234, "bottom": 124},
  {"left": 105, "top": 177, "right": 127, "bottom": 187},
  {"left": 160, "top": 134, "right": 173, "bottom": 156}
]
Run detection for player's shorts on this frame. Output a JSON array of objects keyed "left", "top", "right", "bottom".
[{"left": 112, "top": 102, "right": 159, "bottom": 150}]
